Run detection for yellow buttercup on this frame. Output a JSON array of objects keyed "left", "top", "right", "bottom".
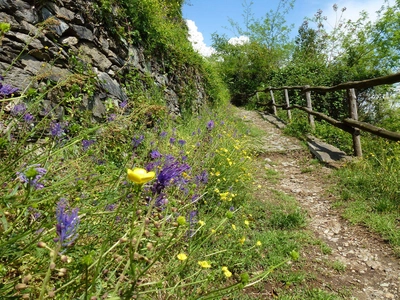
[{"left": 127, "top": 168, "right": 155, "bottom": 184}]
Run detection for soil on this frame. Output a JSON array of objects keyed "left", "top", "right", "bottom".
[{"left": 237, "top": 109, "right": 400, "bottom": 299}]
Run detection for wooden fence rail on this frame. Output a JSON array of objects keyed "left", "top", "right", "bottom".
[{"left": 257, "top": 72, "right": 400, "bottom": 157}]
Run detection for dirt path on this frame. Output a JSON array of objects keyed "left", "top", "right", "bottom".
[{"left": 238, "top": 109, "right": 400, "bottom": 300}]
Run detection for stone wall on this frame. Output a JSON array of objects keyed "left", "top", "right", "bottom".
[{"left": 0, "top": 0, "right": 207, "bottom": 119}]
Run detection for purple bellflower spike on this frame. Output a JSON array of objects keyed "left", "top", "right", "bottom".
[
  {"left": 150, "top": 149, "right": 162, "bottom": 159},
  {"left": 132, "top": 135, "right": 144, "bottom": 148},
  {"left": 151, "top": 157, "right": 191, "bottom": 195},
  {"left": 23, "top": 113, "right": 34, "bottom": 124},
  {"left": 55, "top": 199, "right": 80, "bottom": 248},
  {"left": 16, "top": 164, "right": 47, "bottom": 190},
  {"left": 0, "top": 77, "right": 18, "bottom": 99},
  {"left": 11, "top": 103, "right": 26, "bottom": 116},
  {"left": 82, "top": 139, "right": 95, "bottom": 151},
  {"left": 206, "top": 120, "right": 215, "bottom": 130},
  {"left": 50, "top": 122, "right": 64, "bottom": 138},
  {"left": 119, "top": 99, "right": 128, "bottom": 108}
]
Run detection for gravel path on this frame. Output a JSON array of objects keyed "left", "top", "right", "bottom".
[{"left": 239, "top": 109, "right": 400, "bottom": 299}]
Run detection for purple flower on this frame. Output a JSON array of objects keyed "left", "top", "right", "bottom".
[
  {"left": 23, "top": 113, "right": 34, "bottom": 124},
  {"left": 132, "top": 135, "right": 144, "bottom": 148},
  {"left": 105, "top": 203, "right": 117, "bottom": 211},
  {"left": 178, "top": 139, "right": 186, "bottom": 146},
  {"left": 160, "top": 131, "right": 167, "bottom": 138},
  {"left": 50, "top": 122, "right": 64, "bottom": 138},
  {"left": 82, "top": 139, "right": 95, "bottom": 151},
  {"left": 169, "top": 137, "right": 176, "bottom": 144},
  {"left": 195, "top": 170, "right": 208, "bottom": 185},
  {"left": 11, "top": 103, "right": 26, "bottom": 116},
  {"left": 107, "top": 114, "right": 117, "bottom": 122},
  {"left": 119, "top": 99, "right": 128, "bottom": 108},
  {"left": 0, "top": 77, "right": 18, "bottom": 99},
  {"left": 150, "top": 150, "right": 162, "bottom": 159},
  {"left": 206, "top": 120, "right": 215, "bottom": 130},
  {"left": 55, "top": 199, "right": 79, "bottom": 248},
  {"left": 151, "top": 157, "right": 191, "bottom": 195},
  {"left": 16, "top": 164, "right": 47, "bottom": 190}
]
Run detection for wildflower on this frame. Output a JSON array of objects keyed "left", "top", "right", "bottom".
[
  {"left": 107, "top": 114, "right": 116, "bottom": 121},
  {"left": 222, "top": 266, "right": 232, "bottom": 278},
  {"left": 244, "top": 220, "right": 250, "bottom": 226},
  {"left": 127, "top": 168, "right": 155, "bottom": 185},
  {"left": 178, "top": 139, "right": 186, "bottom": 146},
  {"left": 50, "top": 122, "right": 64, "bottom": 138},
  {"left": 195, "top": 170, "right": 208, "bottom": 185},
  {"left": 231, "top": 224, "right": 236, "bottom": 230},
  {"left": 17, "top": 164, "right": 47, "bottom": 190},
  {"left": 119, "top": 99, "right": 128, "bottom": 108},
  {"left": 198, "top": 220, "right": 205, "bottom": 226},
  {"left": 150, "top": 150, "right": 162, "bottom": 159},
  {"left": 256, "top": 241, "right": 262, "bottom": 246},
  {"left": 82, "top": 139, "right": 95, "bottom": 151},
  {"left": 169, "top": 137, "right": 176, "bottom": 144},
  {"left": 198, "top": 261, "right": 211, "bottom": 268},
  {"left": 239, "top": 237, "right": 246, "bottom": 244},
  {"left": 23, "top": 113, "right": 34, "bottom": 124},
  {"left": 206, "top": 120, "right": 215, "bottom": 130},
  {"left": 160, "top": 131, "right": 167, "bottom": 138},
  {"left": 132, "top": 135, "right": 144, "bottom": 148},
  {"left": 151, "top": 157, "right": 190, "bottom": 194},
  {"left": 0, "top": 76, "right": 18, "bottom": 98},
  {"left": 11, "top": 103, "right": 26, "bottom": 116},
  {"left": 55, "top": 199, "right": 80, "bottom": 248},
  {"left": 177, "top": 253, "right": 187, "bottom": 261}
]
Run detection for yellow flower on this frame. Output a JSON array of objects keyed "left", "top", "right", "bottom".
[
  {"left": 198, "top": 220, "right": 205, "bottom": 226},
  {"left": 127, "top": 168, "right": 155, "bottom": 184},
  {"left": 231, "top": 224, "right": 236, "bottom": 231},
  {"left": 177, "top": 253, "right": 188, "bottom": 261},
  {"left": 244, "top": 220, "right": 250, "bottom": 226},
  {"left": 239, "top": 237, "right": 246, "bottom": 244},
  {"left": 211, "top": 229, "right": 216, "bottom": 234},
  {"left": 222, "top": 266, "right": 232, "bottom": 278},
  {"left": 198, "top": 261, "right": 211, "bottom": 268},
  {"left": 256, "top": 241, "right": 262, "bottom": 246}
]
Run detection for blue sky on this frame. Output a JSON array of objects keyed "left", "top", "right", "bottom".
[{"left": 182, "top": 0, "right": 389, "bottom": 56}]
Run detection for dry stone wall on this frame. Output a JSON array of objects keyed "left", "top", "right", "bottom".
[{"left": 0, "top": 0, "right": 206, "bottom": 119}]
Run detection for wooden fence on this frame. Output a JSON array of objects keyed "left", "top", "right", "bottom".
[{"left": 257, "top": 72, "right": 400, "bottom": 157}]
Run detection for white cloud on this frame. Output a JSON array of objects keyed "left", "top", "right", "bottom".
[
  {"left": 185, "top": 19, "right": 215, "bottom": 57},
  {"left": 228, "top": 36, "right": 250, "bottom": 45}
]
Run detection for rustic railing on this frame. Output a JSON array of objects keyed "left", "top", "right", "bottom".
[{"left": 257, "top": 72, "right": 400, "bottom": 157}]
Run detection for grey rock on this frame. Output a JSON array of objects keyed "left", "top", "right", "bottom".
[
  {"left": 79, "top": 43, "right": 112, "bottom": 71},
  {"left": 96, "top": 71, "right": 128, "bottom": 102},
  {"left": 59, "top": 36, "right": 78, "bottom": 46},
  {"left": 70, "top": 24, "right": 94, "bottom": 41}
]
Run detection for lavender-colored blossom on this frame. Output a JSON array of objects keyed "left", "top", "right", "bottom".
[
  {"left": 23, "top": 113, "right": 34, "bottom": 124},
  {"left": 206, "top": 120, "right": 215, "bottom": 130},
  {"left": 107, "top": 114, "right": 117, "bottom": 121},
  {"left": 11, "top": 103, "right": 26, "bottom": 116},
  {"left": 150, "top": 149, "right": 162, "bottom": 159},
  {"left": 55, "top": 199, "right": 79, "bottom": 248},
  {"left": 16, "top": 164, "right": 47, "bottom": 190},
  {"left": 159, "top": 131, "right": 167, "bottom": 138},
  {"left": 195, "top": 170, "right": 208, "bottom": 185},
  {"left": 82, "top": 139, "right": 95, "bottom": 151},
  {"left": 132, "top": 135, "right": 144, "bottom": 148},
  {"left": 50, "top": 122, "right": 64, "bottom": 138},
  {"left": 151, "top": 157, "right": 191, "bottom": 195},
  {"left": 105, "top": 203, "right": 117, "bottom": 211},
  {"left": 0, "top": 77, "right": 18, "bottom": 99},
  {"left": 169, "top": 137, "right": 176, "bottom": 144},
  {"left": 178, "top": 139, "right": 186, "bottom": 146},
  {"left": 28, "top": 207, "right": 42, "bottom": 222},
  {"left": 119, "top": 99, "right": 128, "bottom": 108}
]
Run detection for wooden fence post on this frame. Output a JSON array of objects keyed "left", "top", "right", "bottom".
[
  {"left": 304, "top": 85, "right": 315, "bottom": 131},
  {"left": 284, "top": 88, "right": 291, "bottom": 120},
  {"left": 347, "top": 88, "right": 362, "bottom": 157},
  {"left": 269, "top": 88, "right": 277, "bottom": 116}
]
